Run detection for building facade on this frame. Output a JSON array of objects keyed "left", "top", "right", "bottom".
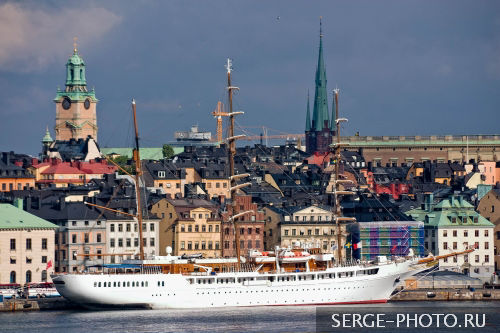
[
  {"left": 407, "top": 194, "right": 495, "bottom": 282},
  {"left": 477, "top": 187, "right": 500, "bottom": 272},
  {"left": 0, "top": 203, "right": 57, "bottom": 284}
]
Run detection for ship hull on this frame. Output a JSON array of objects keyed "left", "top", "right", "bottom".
[{"left": 52, "top": 260, "right": 419, "bottom": 309}]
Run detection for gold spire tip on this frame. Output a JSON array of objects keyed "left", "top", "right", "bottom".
[{"left": 73, "top": 37, "right": 78, "bottom": 53}]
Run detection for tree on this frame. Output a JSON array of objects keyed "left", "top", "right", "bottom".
[
  {"left": 162, "top": 144, "right": 174, "bottom": 159},
  {"left": 110, "top": 155, "right": 135, "bottom": 175}
]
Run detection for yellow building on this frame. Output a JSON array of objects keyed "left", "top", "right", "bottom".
[{"left": 151, "top": 198, "right": 221, "bottom": 257}]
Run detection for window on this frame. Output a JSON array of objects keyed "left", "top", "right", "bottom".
[
  {"left": 110, "top": 224, "right": 115, "bottom": 232},
  {"left": 97, "top": 234, "right": 102, "bottom": 243},
  {"left": 10, "top": 239, "right": 16, "bottom": 250},
  {"left": 292, "top": 229, "right": 296, "bottom": 236},
  {"left": 188, "top": 242, "right": 192, "bottom": 250},
  {"left": 181, "top": 241, "right": 185, "bottom": 250},
  {"left": 453, "top": 230, "right": 457, "bottom": 237},
  {"left": 42, "top": 238, "right": 47, "bottom": 250},
  {"left": 72, "top": 234, "right": 77, "bottom": 243},
  {"left": 134, "top": 238, "right": 139, "bottom": 247},
  {"left": 143, "top": 238, "right": 147, "bottom": 247},
  {"left": 126, "top": 224, "right": 131, "bottom": 232},
  {"left": 452, "top": 242, "right": 457, "bottom": 250},
  {"left": 451, "top": 217, "right": 457, "bottom": 224},
  {"left": 474, "top": 217, "right": 478, "bottom": 223},
  {"left": 150, "top": 223, "right": 155, "bottom": 232},
  {"left": 188, "top": 225, "right": 192, "bottom": 232},
  {"left": 215, "top": 225, "right": 219, "bottom": 233},
  {"left": 224, "top": 228, "right": 229, "bottom": 235},
  {"left": 248, "top": 240, "right": 252, "bottom": 249},
  {"left": 202, "top": 225, "right": 206, "bottom": 232},
  {"left": 240, "top": 240, "right": 244, "bottom": 249},
  {"left": 195, "top": 225, "right": 199, "bottom": 232},
  {"left": 26, "top": 270, "right": 32, "bottom": 283},
  {"left": 10, "top": 258, "right": 16, "bottom": 264},
  {"left": 41, "top": 270, "right": 47, "bottom": 282},
  {"left": 126, "top": 238, "right": 131, "bottom": 247},
  {"left": 150, "top": 238, "right": 155, "bottom": 247},
  {"left": 475, "top": 255, "right": 480, "bottom": 263},
  {"left": 97, "top": 249, "right": 102, "bottom": 260},
  {"left": 224, "top": 241, "right": 229, "bottom": 249},
  {"left": 181, "top": 225, "right": 185, "bottom": 232},
  {"left": 142, "top": 224, "right": 147, "bottom": 232},
  {"left": 307, "top": 229, "right": 312, "bottom": 236},
  {"left": 26, "top": 238, "right": 32, "bottom": 250},
  {"left": 208, "top": 241, "right": 213, "bottom": 250},
  {"left": 248, "top": 228, "right": 252, "bottom": 235},
  {"left": 84, "top": 233, "right": 89, "bottom": 243},
  {"left": 443, "top": 230, "right": 447, "bottom": 237},
  {"left": 240, "top": 228, "right": 244, "bottom": 235},
  {"left": 284, "top": 229, "right": 289, "bottom": 236},
  {"left": 315, "top": 229, "right": 319, "bottom": 235},
  {"left": 118, "top": 224, "right": 123, "bottom": 232},
  {"left": 216, "top": 183, "right": 220, "bottom": 188},
  {"left": 118, "top": 238, "right": 123, "bottom": 247},
  {"left": 256, "top": 240, "right": 260, "bottom": 248},
  {"left": 208, "top": 225, "right": 213, "bottom": 232},
  {"left": 201, "top": 241, "right": 206, "bottom": 250},
  {"left": 215, "top": 242, "right": 220, "bottom": 250},
  {"left": 485, "top": 242, "right": 489, "bottom": 250},
  {"left": 26, "top": 257, "right": 32, "bottom": 264},
  {"left": 485, "top": 255, "right": 489, "bottom": 263},
  {"left": 84, "top": 220, "right": 89, "bottom": 226},
  {"left": 463, "top": 230, "right": 468, "bottom": 237},
  {"left": 475, "top": 230, "right": 479, "bottom": 237},
  {"left": 42, "top": 256, "right": 47, "bottom": 264},
  {"left": 443, "top": 242, "right": 448, "bottom": 250},
  {"left": 110, "top": 239, "right": 115, "bottom": 248},
  {"left": 485, "top": 230, "right": 489, "bottom": 237},
  {"left": 72, "top": 251, "right": 77, "bottom": 260},
  {"left": 194, "top": 242, "right": 199, "bottom": 250}
]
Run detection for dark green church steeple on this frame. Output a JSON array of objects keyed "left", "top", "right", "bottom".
[{"left": 311, "top": 18, "right": 329, "bottom": 131}]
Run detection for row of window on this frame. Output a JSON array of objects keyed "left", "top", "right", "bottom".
[
  {"left": 224, "top": 227, "right": 260, "bottom": 235},
  {"left": 284, "top": 229, "right": 334, "bottom": 236},
  {"left": 94, "top": 280, "right": 149, "bottom": 288},
  {"left": 180, "top": 241, "right": 220, "bottom": 250},
  {"left": 180, "top": 224, "right": 220, "bottom": 233},
  {"left": 442, "top": 255, "right": 490, "bottom": 263},
  {"left": 1, "top": 182, "right": 31, "bottom": 191},
  {"left": 110, "top": 223, "right": 154, "bottom": 232},
  {"left": 10, "top": 256, "right": 48, "bottom": 265},
  {"left": 223, "top": 240, "right": 261, "bottom": 249},
  {"left": 440, "top": 229, "right": 488, "bottom": 237},
  {"left": 9, "top": 270, "right": 48, "bottom": 284},
  {"left": 10, "top": 238, "right": 48, "bottom": 251},
  {"left": 293, "top": 215, "right": 331, "bottom": 222},
  {"left": 443, "top": 241, "right": 489, "bottom": 250},
  {"left": 110, "top": 238, "right": 155, "bottom": 248}
]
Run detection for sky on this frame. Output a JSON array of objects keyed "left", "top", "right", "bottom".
[{"left": 0, "top": 0, "right": 499, "bottom": 156}]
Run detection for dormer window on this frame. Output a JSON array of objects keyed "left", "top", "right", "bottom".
[{"left": 158, "top": 171, "right": 165, "bottom": 178}]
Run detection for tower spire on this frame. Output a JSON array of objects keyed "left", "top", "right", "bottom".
[
  {"left": 312, "top": 17, "right": 329, "bottom": 131},
  {"left": 73, "top": 37, "right": 78, "bottom": 54},
  {"left": 305, "top": 89, "right": 311, "bottom": 131}
]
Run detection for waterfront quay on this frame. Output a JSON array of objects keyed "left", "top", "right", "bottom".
[{"left": 1, "top": 289, "right": 499, "bottom": 312}]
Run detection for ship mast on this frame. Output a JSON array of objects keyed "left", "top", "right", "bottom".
[
  {"left": 132, "top": 99, "right": 145, "bottom": 261},
  {"left": 225, "top": 59, "right": 250, "bottom": 270},
  {"left": 332, "top": 89, "right": 356, "bottom": 262}
]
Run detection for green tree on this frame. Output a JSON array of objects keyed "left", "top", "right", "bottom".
[
  {"left": 162, "top": 144, "right": 174, "bottom": 159},
  {"left": 110, "top": 155, "right": 135, "bottom": 175}
]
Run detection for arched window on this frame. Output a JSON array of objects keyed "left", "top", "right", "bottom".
[
  {"left": 26, "top": 270, "right": 32, "bottom": 283},
  {"left": 10, "top": 271, "right": 16, "bottom": 283},
  {"left": 41, "top": 270, "right": 47, "bottom": 282}
]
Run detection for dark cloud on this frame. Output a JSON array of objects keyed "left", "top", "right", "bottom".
[{"left": 0, "top": 0, "right": 498, "bottom": 155}]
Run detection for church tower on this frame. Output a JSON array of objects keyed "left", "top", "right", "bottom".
[
  {"left": 305, "top": 19, "right": 335, "bottom": 154},
  {"left": 54, "top": 41, "right": 98, "bottom": 141}
]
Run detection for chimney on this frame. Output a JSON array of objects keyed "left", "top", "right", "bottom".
[
  {"left": 424, "top": 193, "right": 434, "bottom": 212},
  {"left": 13, "top": 198, "right": 23, "bottom": 210}
]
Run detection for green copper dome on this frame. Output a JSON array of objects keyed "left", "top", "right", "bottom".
[
  {"left": 42, "top": 126, "right": 53, "bottom": 143},
  {"left": 65, "top": 48, "right": 87, "bottom": 86}
]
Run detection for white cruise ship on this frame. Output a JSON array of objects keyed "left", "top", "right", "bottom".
[{"left": 52, "top": 248, "right": 431, "bottom": 309}]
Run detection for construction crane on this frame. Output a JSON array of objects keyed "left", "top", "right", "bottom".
[{"left": 211, "top": 101, "right": 230, "bottom": 142}]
